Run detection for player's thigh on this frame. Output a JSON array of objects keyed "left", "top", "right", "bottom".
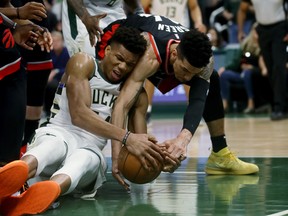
[
  {"left": 25, "top": 129, "right": 69, "bottom": 175},
  {"left": 57, "top": 149, "right": 101, "bottom": 188}
]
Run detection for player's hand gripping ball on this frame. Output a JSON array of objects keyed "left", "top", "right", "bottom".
[{"left": 118, "top": 146, "right": 162, "bottom": 184}]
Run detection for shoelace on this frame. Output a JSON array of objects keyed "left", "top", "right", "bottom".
[{"left": 20, "top": 181, "right": 29, "bottom": 194}]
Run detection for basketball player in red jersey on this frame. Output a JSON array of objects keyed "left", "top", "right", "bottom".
[{"left": 97, "top": 14, "right": 259, "bottom": 190}]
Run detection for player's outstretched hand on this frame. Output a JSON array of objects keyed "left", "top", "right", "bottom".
[
  {"left": 159, "top": 131, "right": 189, "bottom": 173},
  {"left": 18, "top": 2, "right": 47, "bottom": 21},
  {"left": 12, "top": 23, "right": 41, "bottom": 50},
  {"left": 125, "top": 133, "right": 164, "bottom": 171},
  {"left": 81, "top": 13, "right": 107, "bottom": 46},
  {"left": 36, "top": 27, "right": 53, "bottom": 52},
  {"left": 112, "top": 132, "right": 164, "bottom": 191},
  {"left": 112, "top": 159, "right": 130, "bottom": 191}
]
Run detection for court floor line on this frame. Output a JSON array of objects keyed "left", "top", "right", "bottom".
[
  {"left": 267, "top": 210, "right": 288, "bottom": 216},
  {"left": 106, "top": 171, "right": 206, "bottom": 174}
]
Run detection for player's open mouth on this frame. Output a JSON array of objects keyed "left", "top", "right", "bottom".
[{"left": 112, "top": 70, "right": 121, "bottom": 80}]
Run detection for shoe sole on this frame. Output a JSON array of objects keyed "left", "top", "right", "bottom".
[
  {"left": 205, "top": 167, "right": 259, "bottom": 175},
  {"left": 1, "top": 181, "right": 60, "bottom": 216},
  {"left": 0, "top": 160, "right": 28, "bottom": 199}
]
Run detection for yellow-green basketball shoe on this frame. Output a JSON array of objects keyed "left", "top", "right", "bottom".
[{"left": 205, "top": 147, "right": 259, "bottom": 175}]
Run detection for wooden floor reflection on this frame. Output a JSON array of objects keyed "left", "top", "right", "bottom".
[{"left": 41, "top": 116, "right": 288, "bottom": 216}]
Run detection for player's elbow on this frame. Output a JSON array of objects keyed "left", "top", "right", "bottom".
[{"left": 70, "top": 107, "right": 85, "bottom": 127}]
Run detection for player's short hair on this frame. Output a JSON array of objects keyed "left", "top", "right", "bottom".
[
  {"left": 108, "top": 26, "right": 147, "bottom": 57},
  {"left": 178, "top": 29, "right": 212, "bottom": 68}
]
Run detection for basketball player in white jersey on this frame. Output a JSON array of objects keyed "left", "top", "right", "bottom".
[
  {"left": 140, "top": 0, "right": 207, "bottom": 122},
  {"left": 62, "top": 0, "right": 144, "bottom": 57},
  {"left": 0, "top": 27, "right": 163, "bottom": 215}
]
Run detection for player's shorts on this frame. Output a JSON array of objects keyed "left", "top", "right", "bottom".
[
  {"left": 18, "top": 45, "right": 53, "bottom": 72},
  {"left": 18, "top": 44, "right": 53, "bottom": 106},
  {"left": 62, "top": 0, "right": 96, "bottom": 57},
  {"left": 26, "top": 125, "right": 108, "bottom": 196},
  {"left": 62, "top": 0, "right": 127, "bottom": 57}
]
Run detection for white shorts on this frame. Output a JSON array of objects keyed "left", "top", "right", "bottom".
[
  {"left": 62, "top": 0, "right": 96, "bottom": 57},
  {"left": 61, "top": 0, "right": 126, "bottom": 57},
  {"left": 26, "top": 126, "right": 107, "bottom": 197}
]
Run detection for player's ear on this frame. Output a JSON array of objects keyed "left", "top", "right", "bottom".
[
  {"left": 171, "top": 47, "right": 178, "bottom": 59},
  {"left": 104, "top": 45, "right": 111, "bottom": 56}
]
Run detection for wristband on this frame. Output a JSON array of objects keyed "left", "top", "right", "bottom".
[
  {"left": 0, "top": 12, "right": 18, "bottom": 30},
  {"left": 12, "top": 22, "right": 17, "bottom": 30},
  {"left": 122, "top": 131, "right": 131, "bottom": 145}
]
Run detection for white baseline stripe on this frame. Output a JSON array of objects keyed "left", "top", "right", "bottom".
[
  {"left": 106, "top": 171, "right": 205, "bottom": 174},
  {"left": 267, "top": 210, "right": 288, "bottom": 216}
]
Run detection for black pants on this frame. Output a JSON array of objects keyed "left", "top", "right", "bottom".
[
  {"left": 256, "top": 21, "right": 288, "bottom": 112},
  {"left": 0, "top": 68, "right": 26, "bottom": 163}
]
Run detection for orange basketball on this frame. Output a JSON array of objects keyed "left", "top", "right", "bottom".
[{"left": 118, "top": 146, "right": 162, "bottom": 184}]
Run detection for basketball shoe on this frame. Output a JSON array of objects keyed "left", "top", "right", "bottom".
[
  {"left": 205, "top": 147, "right": 259, "bottom": 175},
  {"left": 0, "top": 181, "right": 60, "bottom": 216},
  {"left": 206, "top": 175, "right": 259, "bottom": 204},
  {"left": 0, "top": 161, "right": 28, "bottom": 201}
]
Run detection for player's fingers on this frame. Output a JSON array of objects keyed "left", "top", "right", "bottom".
[
  {"left": 164, "top": 156, "right": 179, "bottom": 167},
  {"left": 112, "top": 171, "right": 130, "bottom": 191},
  {"left": 145, "top": 153, "right": 163, "bottom": 171},
  {"left": 138, "top": 156, "right": 150, "bottom": 170},
  {"left": 148, "top": 134, "right": 157, "bottom": 143},
  {"left": 149, "top": 144, "right": 165, "bottom": 162},
  {"left": 178, "top": 154, "right": 186, "bottom": 161},
  {"left": 159, "top": 145, "right": 167, "bottom": 152},
  {"left": 44, "top": 42, "right": 50, "bottom": 53},
  {"left": 21, "top": 42, "right": 33, "bottom": 50},
  {"left": 30, "top": 14, "right": 43, "bottom": 21},
  {"left": 25, "top": 41, "right": 36, "bottom": 48},
  {"left": 89, "top": 33, "right": 98, "bottom": 45}
]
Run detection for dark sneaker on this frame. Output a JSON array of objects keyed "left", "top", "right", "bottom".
[{"left": 270, "top": 112, "right": 288, "bottom": 121}]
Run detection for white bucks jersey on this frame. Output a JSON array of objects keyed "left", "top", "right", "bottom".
[
  {"left": 149, "top": 0, "right": 190, "bottom": 28},
  {"left": 49, "top": 59, "right": 120, "bottom": 131},
  {"left": 83, "top": 0, "right": 126, "bottom": 29}
]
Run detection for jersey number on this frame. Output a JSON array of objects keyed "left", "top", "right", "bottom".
[{"left": 166, "top": 6, "right": 176, "bottom": 18}]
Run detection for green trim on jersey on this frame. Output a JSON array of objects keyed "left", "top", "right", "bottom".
[{"left": 67, "top": 4, "right": 78, "bottom": 40}]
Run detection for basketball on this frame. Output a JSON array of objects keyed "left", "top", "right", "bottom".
[{"left": 118, "top": 146, "right": 162, "bottom": 184}]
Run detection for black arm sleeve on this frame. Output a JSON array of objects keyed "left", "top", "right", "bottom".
[{"left": 182, "top": 76, "right": 209, "bottom": 134}]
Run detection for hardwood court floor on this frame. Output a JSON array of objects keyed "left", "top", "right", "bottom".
[{"left": 39, "top": 116, "right": 288, "bottom": 216}]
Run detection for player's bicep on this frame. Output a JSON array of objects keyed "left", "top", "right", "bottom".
[{"left": 65, "top": 53, "right": 94, "bottom": 117}]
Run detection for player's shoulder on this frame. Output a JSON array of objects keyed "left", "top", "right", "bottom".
[
  {"left": 67, "top": 52, "right": 95, "bottom": 74},
  {"left": 71, "top": 52, "right": 94, "bottom": 62}
]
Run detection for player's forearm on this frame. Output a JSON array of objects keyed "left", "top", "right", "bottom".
[
  {"left": 182, "top": 77, "right": 209, "bottom": 134},
  {"left": 237, "top": 3, "right": 248, "bottom": 34},
  {"left": 177, "top": 129, "right": 193, "bottom": 147},
  {"left": 0, "top": 9, "right": 35, "bottom": 26},
  {"left": 0, "top": 5, "right": 18, "bottom": 20},
  {"left": 0, "top": 12, "right": 17, "bottom": 29},
  {"left": 67, "top": 0, "right": 89, "bottom": 20},
  {"left": 71, "top": 107, "right": 127, "bottom": 142},
  {"left": 190, "top": 7, "right": 203, "bottom": 27}
]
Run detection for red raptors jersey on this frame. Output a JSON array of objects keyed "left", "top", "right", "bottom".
[
  {"left": 97, "top": 14, "right": 190, "bottom": 94},
  {"left": 0, "top": 17, "right": 21, "bottom": 80}
]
